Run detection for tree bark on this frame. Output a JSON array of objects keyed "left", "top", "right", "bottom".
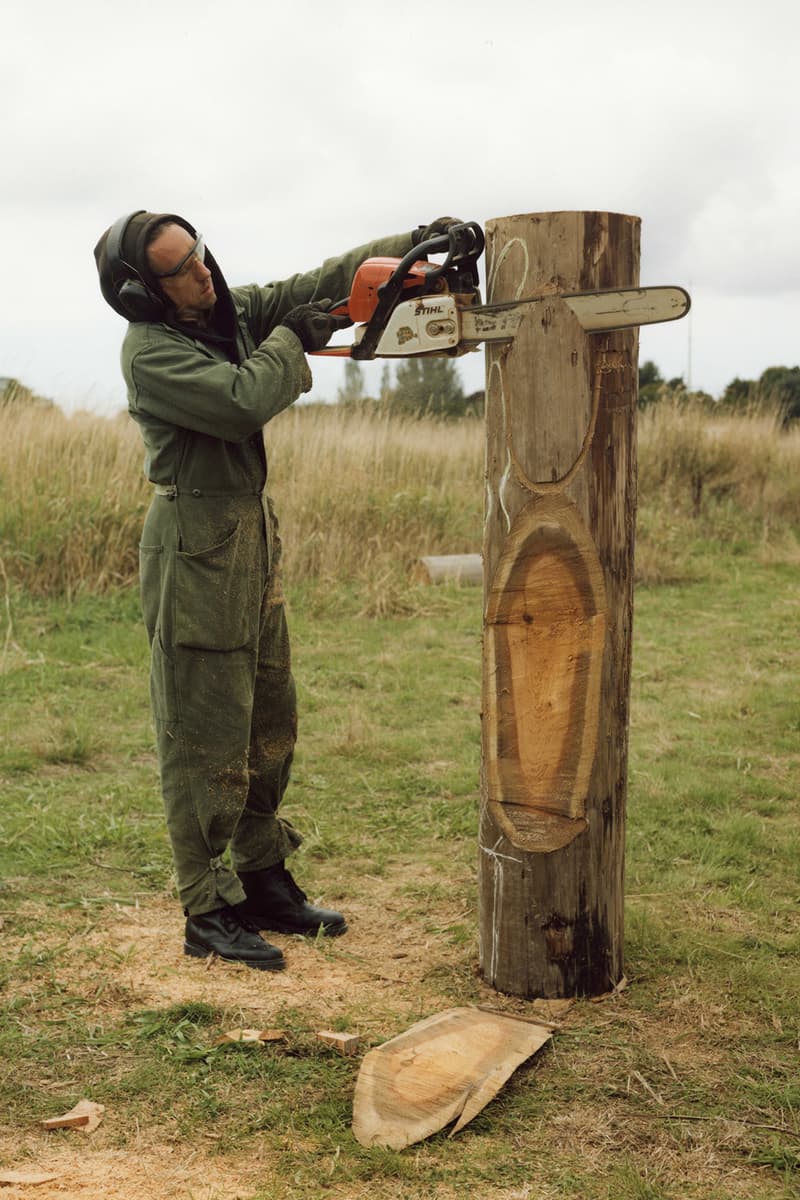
[{"left": 478, "top": 211, "right": 639, "bottom": 998}]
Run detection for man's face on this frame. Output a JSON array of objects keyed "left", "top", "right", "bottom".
[{"left": 147, "top": 224, "right": 217, "bottom": 321}]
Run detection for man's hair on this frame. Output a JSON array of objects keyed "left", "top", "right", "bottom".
[{"left": 143, "top": 219, "right": 182, "bottom": 256}]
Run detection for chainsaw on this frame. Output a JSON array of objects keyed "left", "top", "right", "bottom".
[{"left": 315, "top": 221, "right": 690, "bottom": 360}]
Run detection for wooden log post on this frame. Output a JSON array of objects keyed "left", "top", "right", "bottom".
[{"left": 478, "top": 211, "right": 639, "bottom": 998}]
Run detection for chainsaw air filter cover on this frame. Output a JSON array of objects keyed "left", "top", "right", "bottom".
[{"left": 346, "top": 257, "right": 433, "bottom": 323}]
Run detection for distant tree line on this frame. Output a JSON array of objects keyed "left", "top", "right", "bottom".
[
  {"left": 337, "top": 358, "right": 484, "bottom": 418},
  {"left": 638, "top": 361, "right": 800, "bottom": 424},
  {"left": 718, "top": 366, "right": 800, "bottom": 424},
  {"left": 6, "top": 356, "right": 798, "bottom": 426},
  {"left": 338, "top": 356, "right": 800, "bottom": 425}
]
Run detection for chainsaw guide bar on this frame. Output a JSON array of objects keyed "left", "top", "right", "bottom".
[{"left": 459, "top": 286, "right": 691, "bottom": 345}]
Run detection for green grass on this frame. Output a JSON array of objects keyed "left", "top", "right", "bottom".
[
  {"left": 629, "top": 564, "right": 800, "bottom": 927},
  {"left": 0, "top": 550, "right": 798, "bottom": 1199}
]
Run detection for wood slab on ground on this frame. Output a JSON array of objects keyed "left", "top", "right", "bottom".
[
  {"left": 41, "top": 1100, "right": 105, "bottom": 1133},
  {"left": 352, "top": 1005, "right": 552, "bottom": 1149}
]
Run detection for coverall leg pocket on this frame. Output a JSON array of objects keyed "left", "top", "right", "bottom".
[{"left": 175, "top": 520, "right": 259, "bottom": 651}]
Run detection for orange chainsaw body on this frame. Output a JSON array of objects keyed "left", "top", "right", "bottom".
[
  {"left": 315, "top": 221, "right": 485, "bottom": 358},
  {"left": 343, "top": 257, "right": 436, "bottom": 322}
]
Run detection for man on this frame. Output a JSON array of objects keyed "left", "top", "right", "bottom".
[{"left": 94, "top": 211, "right": 458, "bottom": 971}]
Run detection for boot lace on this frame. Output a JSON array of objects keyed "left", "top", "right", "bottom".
[{"left": 220, "top": 905, "right": 261, "bottom": 935}]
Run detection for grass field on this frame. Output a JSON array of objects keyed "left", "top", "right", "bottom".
[{"left": 0, "top": 400, "right": 798, "bottom": 1198}]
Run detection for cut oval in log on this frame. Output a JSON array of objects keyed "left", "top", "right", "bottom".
[
  {"left": 352, "top": 1006, "right": 553, "bottom": 1149},
  {"left": 483, "top": 493, "right": 607, "bottom": 852}
]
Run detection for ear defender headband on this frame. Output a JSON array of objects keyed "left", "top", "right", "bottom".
[{"left": 104, "top": 210, "right": 166, "bottom": 322}]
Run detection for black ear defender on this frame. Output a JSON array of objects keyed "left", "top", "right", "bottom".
[{"left": 104, "top": 211, "right": 166, "bottom": 322}]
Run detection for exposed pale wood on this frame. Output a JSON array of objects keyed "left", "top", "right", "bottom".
[
  {"left": 479, "top": 211, "right": 639, "bottom": 998},
  {"left": 41, "top": 1112, "right": 89, "bottom": 1130},
  {"left": 213, "top": 1028, "right": 285, "bottom": 1045},
  {"left": 484, "top": 492, "right": 607, "bottom": 846},
  {"left": 41, "top": 1098, "right": 105, "bottom": 1132},
  {"left": 316, "top": 1030, "right": 361, "bottom": 1056},
  {"left": 411, "top": 554, "right": 482, "bottom": 586},
  {"left": 352, "top": 1006, "right": 552, "bottom": 1149}
]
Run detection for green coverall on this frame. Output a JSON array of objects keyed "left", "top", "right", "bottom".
[{"left": 122, "top": 233, "right": 413, "bottom": 914}]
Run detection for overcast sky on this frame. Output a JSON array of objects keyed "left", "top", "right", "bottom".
[{"left": 2, "top": 0, "right": 798, "bottom": 414}]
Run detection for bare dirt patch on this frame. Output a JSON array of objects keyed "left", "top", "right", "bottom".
[
  {"left": 1, "top": 863, "right": 495, "bottom": 1199},
  {"left": 1, "top": 864, "right": 793, "bottom": 1200}
]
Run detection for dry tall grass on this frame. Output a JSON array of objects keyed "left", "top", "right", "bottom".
[
  {"left": 636, "top": 397, "right": 800, "bottom": 582},
  {"left": 266, "top": 404, "right": 483, "bottom": 584},
  {"left": 638, "top": 397, "right": 800, "bottom": 517},
  {"left": 0, "top": 403, "right": 484, "bottom": 596},
  {"left": 0, "top": 406, "right": 149, "bottom": 596},
  {"left": 1, "top": 397, "right": 798, "bottom": 596}
]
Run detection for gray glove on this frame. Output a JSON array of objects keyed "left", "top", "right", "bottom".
[
  {"left": 411, "top": 217, "right": 464, "bottom": 246},
  {"left": 279, "top": 299, "right": 350, "bottom": 352}
]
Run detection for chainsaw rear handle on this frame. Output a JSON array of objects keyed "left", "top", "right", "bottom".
[
  {"left": 349, "top": 221, "right": 484, "bottom": 361},
  {"left": 330, "top": 221, "right": 483, "bottom": 315},
  {"left": 413, "top": 220, "right": 484, "bottom": 277}
]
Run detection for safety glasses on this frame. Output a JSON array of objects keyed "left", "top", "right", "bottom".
[{"left": 154, "top": 234, "right": 205, "bottom": 279}]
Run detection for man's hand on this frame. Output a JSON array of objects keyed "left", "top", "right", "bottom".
[
  {"left": 412, "top": 217, "right": 464, "bottom": 246},
  {"left": 280, "top": 300, "right": 351, "bottom": 352}
]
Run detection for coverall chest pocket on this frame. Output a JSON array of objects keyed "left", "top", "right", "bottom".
[{"left": 174, "top": 520, "right": 261, "bottom": 651}]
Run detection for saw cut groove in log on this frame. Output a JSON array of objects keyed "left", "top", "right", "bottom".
[{"left": 484, "top": 493, "right": 607, "bottom": 851}]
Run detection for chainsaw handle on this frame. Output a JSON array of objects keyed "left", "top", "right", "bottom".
[
  {"left": 413, "top": 221, "right": 484, "bottom": 278},
  {"left": 350, "top": 221, "right": 484, "bottom": 360},
  {"left": 331, "top": 223, "right": 483, "bottom": 319}
]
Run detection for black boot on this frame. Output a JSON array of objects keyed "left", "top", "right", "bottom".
[
  {"left": 184, "top": 906, "right": 286, "bottom": 971},
  {"left": 237, "top": 864, "right": 347, "bottom": 937}
]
